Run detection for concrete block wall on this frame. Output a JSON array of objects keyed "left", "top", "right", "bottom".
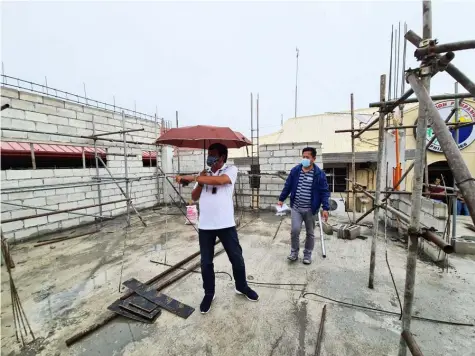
[
  {"left": 1, "top": 87, "right": 164, "bottom": 241},
  {"left": 384, "top": 194, "right": 448, "bottom": 233},
  {"left": 258, "top": 142, "right": 323, "bottom": 173},
  {"left": 168, "top": 142, "right": 323, "bottom": 210}
]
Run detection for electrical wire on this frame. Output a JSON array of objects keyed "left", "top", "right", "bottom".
[
  {"left": 302, "top": 292, "right": 473, "bottom": 327},
  {"left": 384, "top": 162, "right": 403, "bottom": 318}
]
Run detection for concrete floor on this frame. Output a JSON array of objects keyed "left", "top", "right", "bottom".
[{"left": 1, "top": 209, "right": 474, "bottom": 356}]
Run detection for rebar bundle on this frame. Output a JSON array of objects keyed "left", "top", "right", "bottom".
[{"left": 1, "top": 233, "right": 35, "bottom": 346}]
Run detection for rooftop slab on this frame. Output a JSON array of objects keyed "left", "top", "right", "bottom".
[{"left": 1, "top": 210, "right": 474, "bottom": 356}]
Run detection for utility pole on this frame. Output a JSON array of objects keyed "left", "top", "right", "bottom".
[{"left": 294, "top": 47, "right": 299, "bottom": 118}]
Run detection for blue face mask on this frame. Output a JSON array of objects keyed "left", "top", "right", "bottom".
[
  {"left": 301, "top": 158, "right": 311, "bottom": 168},
  {"left": 207, "top": 156, "right": 219, "bottom": 167}
]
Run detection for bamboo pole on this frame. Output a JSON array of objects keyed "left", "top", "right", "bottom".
[
  {"left": 368, "top": 74, "right": 386, "bottom": 289},
  {"left": 91, "top": 114, "right": 103, "bottom": 221},
  {"left": 452, "top": 82, "right": 459, "bottom": 239},
  {"left": 407, "top": 74, "right": 475, "bottom": 224},
  {"left": 354, "top": 99, "right": 463, "bottom": 225},
  {"left": 398, "top": 2, "right": 432, "bottom": 355},
  {"left": 351, "top": 93, "right": 356, "bottom": 222},
  {"left": 414, "top": 39, "right": 475, "bottom": 58},
  {"left": 405, "top": 30, "right": 475, "bottom": 97}
]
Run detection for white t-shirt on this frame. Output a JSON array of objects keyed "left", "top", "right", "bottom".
[{"left": 195, "top": 164, "right": 238, "bottom": 230}]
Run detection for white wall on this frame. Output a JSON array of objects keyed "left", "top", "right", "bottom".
[
  {"left": 1, "top": 86, "right": 164, "bottom": 242},
  {"left": 169, "top": 142, "right": 323, "bottom": 210}
]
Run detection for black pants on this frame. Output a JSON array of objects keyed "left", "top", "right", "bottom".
[{"left": 199, "top": 226, "right": 248, "bottom": 296}]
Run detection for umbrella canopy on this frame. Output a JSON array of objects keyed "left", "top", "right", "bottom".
[{"left": 156, "top": 125, "right": 252, "bottom": 149}]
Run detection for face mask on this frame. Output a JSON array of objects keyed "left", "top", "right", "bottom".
[
  {"left": 207, "top": 156, "right": 219, "bottom": 167},
  {"left": 301, "top": 158, "right": 311, "bottom": 168}
]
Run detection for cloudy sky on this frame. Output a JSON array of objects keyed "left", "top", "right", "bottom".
[{"left": 2, "top": 1, "right": 474, "bottom": 138}]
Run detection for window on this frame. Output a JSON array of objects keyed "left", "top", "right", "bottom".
[
  {"left": 142, "top": 151, "right": 157, "bottom": 167},
  {"left": 324, "top": 167, "right": 348, "bottom": 193},
  {"left": 0, "top": 141, "right": 107, "bottom": 170}
]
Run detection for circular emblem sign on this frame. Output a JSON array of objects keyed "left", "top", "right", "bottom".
[{"left": 413, "top": 100, "right": 475, "bottom": 153}]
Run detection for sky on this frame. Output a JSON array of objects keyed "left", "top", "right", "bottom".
[{"left": 1, "top": 0, "right": 474, "bottom": 138}]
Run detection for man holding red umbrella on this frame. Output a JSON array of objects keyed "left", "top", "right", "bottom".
[{"left": 176, "top": 143, "right": 259, "bottom": 314}]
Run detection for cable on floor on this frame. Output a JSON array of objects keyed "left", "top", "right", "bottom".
[
  {"left": 382, "top": 193, "right": 403, "bottom": 319},
  {"left": 385, "top": 250, "right": 403, "bottom": 319},
  {"left": 303, "top": 292, "right": 473, "bottom": 327}
]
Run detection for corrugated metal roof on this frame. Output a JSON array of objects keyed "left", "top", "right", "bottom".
[
  {"left": 322, "top": 149, "right": 416, "bottom": 164},
  {"left": 0, "top": 141, "right": 106, "bottom": 157},
  {"left": 142, "top": 151, "right": 158, "bottom": 159}
]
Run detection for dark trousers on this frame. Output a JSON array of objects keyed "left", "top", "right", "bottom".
[{"left": 199, "top": 226, "right": 248, "bottom": 296}]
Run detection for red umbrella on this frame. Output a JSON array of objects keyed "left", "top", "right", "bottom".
[{"left": 155, "top": 125, "right": 252, "bottom": 149}]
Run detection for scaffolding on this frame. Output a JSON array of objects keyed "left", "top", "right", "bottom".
[
  {"left": 0, "top": 75, "right": 175, "bottom": 237},
  {"left": 337, "top": 2, "right": 475, "bottom": 355}
]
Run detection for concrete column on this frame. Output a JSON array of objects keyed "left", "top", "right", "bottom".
[{"left": 161, "top": 146, "right": 174, "bottom": 203}]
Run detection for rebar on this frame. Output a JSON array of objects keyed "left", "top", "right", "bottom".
[
  {"left": 65, "top": 238, "right": 228, "bottom": 347},
  {"left": 1, "top": 127, "right": 157, "bottom": 146},
  {"left": 314, "top": 305, "right": 327, "bottom": 356},
  {"left": 34, "top": 231, "right": 95, "bottom": 247},
  {"left": 1, "top": 199, "right": 127, "bottom": 224},
  {"left": 89, "top": 128, "right": 144, "bottom": 138},
  {"left": 96, "top": 156, "right": 147, "bottom": 227},
  {"left": 1, "top": 232, "right": 35, "bottom": 346},
  {"left": 1, "top": 179, "right": 132, "bottom": 194},
  {"left": 2, "top": 201, "right": 113, "bottom": 221}
]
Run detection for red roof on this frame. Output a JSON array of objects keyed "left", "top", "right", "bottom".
[
  {"left": 142, "top": 151, "right": 158, "bottom": 159},
  {"left": 0, "top": 141, "right": 106, "bottom": 158}
]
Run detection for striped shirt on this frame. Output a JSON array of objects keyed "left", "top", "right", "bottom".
[{"left": 294, "top": 168, "right": 314, "bottom": 209}]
